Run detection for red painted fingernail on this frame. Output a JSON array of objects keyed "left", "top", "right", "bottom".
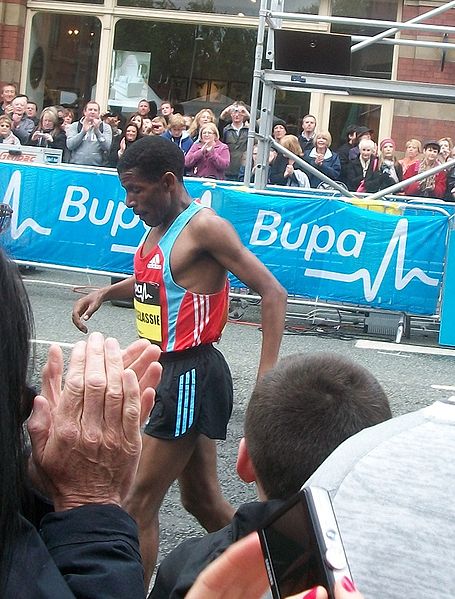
[
  {"left": 302, "top": 587, "right": 318, "bottom": 599},
  {"left": 341, "top": 576, "right": 357, "bottom": 592}
]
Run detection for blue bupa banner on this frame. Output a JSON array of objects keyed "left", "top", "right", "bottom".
[{"left": 0, "top": 162, "right": 449, "bottom": 315}]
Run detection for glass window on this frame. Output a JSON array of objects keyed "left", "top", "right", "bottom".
[
  {"left": 332, "top": 0, "right": 399, "bottom": 79},
  {"left": 42, "top": 0, "right": 104, "bottom": 3},
  {"left": 115, "top": 0, "right": 320, "bottom": 17},
  {"left": 329, "top": 100, "right": 381, "bottom": 149},
  {"left": 110, "top": 20, "right": 258, "bottom": 116},
  {"left": 27, "top": 13, "right": 101, "bottom": 113}
]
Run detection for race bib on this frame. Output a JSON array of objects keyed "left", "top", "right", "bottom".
[{"left": 134, "top": 280, "right": 162, "bottom": 343}]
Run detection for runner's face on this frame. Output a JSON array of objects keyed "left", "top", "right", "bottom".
[{"left": 120, "top": 168, "right": 172, "bottom": 228}]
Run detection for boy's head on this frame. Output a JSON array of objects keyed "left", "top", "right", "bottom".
[
  {"left": 168, "top": 114, "right": 186, "bottom": 138},
  {"left": 0, "top": 115, "right": 12, "bottom": 137},
  {"left": 239, "top": 352, "right": 391, "bottom": 500}
]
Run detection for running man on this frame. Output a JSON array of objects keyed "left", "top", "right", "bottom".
[{"left": 72, "top": 135, "right": 287, "bottom": 584}]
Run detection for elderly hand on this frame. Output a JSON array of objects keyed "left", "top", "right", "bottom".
[
  {"left": 28, "top": 332, "right": 158, "bottom": 511},
  {"left": 185, "top": 533, "right": 364, "bottom": 599}
]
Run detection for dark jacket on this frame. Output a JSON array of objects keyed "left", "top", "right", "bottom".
[
  {"left": 222, "top": 124, "right": 249, "bottom": 180},
  {"left": 346, "top": 157, "right": 375, "bottom": 192},
  {"left": 5, "top": 504, "right": 145, "bottom": 598},
  {"left": 363, "top": 160, "right": 403, "bottom": 193},
  {"left": 161, "top": 130, "right": 193, "bottom": 155},
  {"left": 303, "top": 148, "right": 341, "bottom": 188},
  {"left": 149, "top": 500, "right": 283, "bottom": 599},
  {"left": 28, "top": 128, "right": 67, "bottom": 152}
]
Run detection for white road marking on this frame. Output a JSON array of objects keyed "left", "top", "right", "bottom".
[
  {"left": 431, "top": 385, "right": 455, "bottom": 391},
  {"left": 355, "top": 339, "right": 455, "bottom": 357},
  {"left": 32, "top": 339, "right": 76, "bottom": 349}
]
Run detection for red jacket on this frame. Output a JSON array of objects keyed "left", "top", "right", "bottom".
[{"left": 404, "top": 161, "right": 446, "bottom": 199}]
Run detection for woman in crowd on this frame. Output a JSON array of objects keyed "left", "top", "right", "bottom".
[
  {"left": 61, "top": 108, "right": 75, "bottom": 133},
  {"left": 398, "top": 138, "right": 421, "bottom": 175},
  {"left": 184, "top": 122, "right": 230, "bottom": 179},
  {"left": 272, "top": 119, "right": 287, "bottom": 142},
  {"left": 404, "top": 140, "right": 446, "bottom": 199},
  {"left": 129, "top": 113, "right": 144, "bottom": 133},
  {"left": 117, "top": 122, "right": 140, "bottom": 161},
  {"left": 150, "top": 116, "right": 167, "bottom": 136},
  {"left": 0, "top": 240, "right": 161, "bottom": 596},
  {"left": 188, "top": 108, "right": 216, "bottom": 141},
  {"left": 0, "top": 115, "right": 21, "bottom": 145},
  {"left": 274, "top": 134, "right": 310, "bottom": 188},
  {"left": 28, "top": 106, "right": 66, "bottom": 152},
  {"left": 363, "top": 137, "right": 403, "bottom": 193},
  {"left": 303, "top": 131, "right": 341, "bottom": 188},
  {"left": 141, "top": 117, "right": 154, "bottom": 136},
  {"left": 438, "top": 137, "right": 453, "bottom": 162}
]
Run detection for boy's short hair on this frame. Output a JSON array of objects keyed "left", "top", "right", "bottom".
[
  {"left": 0, "top": 115, "right": 12, "bottom": 126},
  {"left": 168, "top": 114, "right": 186, "bottom": 129},
  {"left": 245, "top": 352, "right": 391, "bottom": 500}
]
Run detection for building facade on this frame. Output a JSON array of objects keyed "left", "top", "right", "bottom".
[{"left": 0, "top": 0, "right": 454, "bottom": 150}]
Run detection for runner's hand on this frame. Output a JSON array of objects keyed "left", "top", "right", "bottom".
[{"left": 72, "top": 289, "right": 105, "bottom": 333}]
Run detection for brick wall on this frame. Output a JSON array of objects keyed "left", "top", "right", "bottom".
[{"left": 0, "top": 0, "right": 27, "bottom": 88}]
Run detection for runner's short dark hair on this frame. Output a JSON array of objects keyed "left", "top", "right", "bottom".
[
  {"left": 117, "top": 135, "right": 184, "bottom": 183},
  {"left": 245, "top": 352, "right": 392, "bottom": 500}
]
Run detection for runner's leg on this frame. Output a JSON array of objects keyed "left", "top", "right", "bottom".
[
  {"left": 178, "top": 434, "right": 235, "bottom": 531},
  {"left": 124, "top": 431, "right": 199, "bottom": 586}
]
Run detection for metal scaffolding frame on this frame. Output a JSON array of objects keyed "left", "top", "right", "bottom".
[{"left": 244, "top": 0, "right": 455, "bottom": 191}]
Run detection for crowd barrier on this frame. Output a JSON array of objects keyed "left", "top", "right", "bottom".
[{"left": 0, "top": 161, "right": 453, "bottom": 321}]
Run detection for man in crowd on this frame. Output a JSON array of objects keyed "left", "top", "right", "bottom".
[
  {"left": 149, "top": 352, "right": 392, "bottom": 598},
  {"left": 160, "top": 100, "right": 174, "bottom": 122},
  {"left": 71, "top": 135, "right": 287, "bottom": 586},
  {"left": 298, "top": 114, "right": 317, "bottom": 153},
  {"left": 0, "top": 83, "right": 16, "bottom": 116},
  {"left": 10, "top": 94, "right": 35, "bottom": 144},
  {"left": 26, "top": 101, "right": 39, "bottom": 125},
  {"left": 66, "top": 100, "right": 112, "bottom": 167},
  {"left": 305, "top": 394, "right": 455, "bottom": 599},
  {"left": 222, "top": 103, "right": 249, "bottom": 180}
]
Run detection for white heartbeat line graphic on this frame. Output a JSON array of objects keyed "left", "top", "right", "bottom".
[
  {"left": 2, "top": 170, "right": 51, "bottom": 239},
  {"left": 304, "top": 218, "right": 439, "bottom": 302}
]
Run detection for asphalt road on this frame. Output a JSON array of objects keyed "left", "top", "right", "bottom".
[{"left": 23, "top": 266, "right": 455, "bottom": 570}]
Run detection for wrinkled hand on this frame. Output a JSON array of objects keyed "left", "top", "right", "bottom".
[
  {"left": 28, "top": 332, "right": 156, "bottom": 511},
  {"left": 185, "top": 533, "right": 364, "bottom": 599}
]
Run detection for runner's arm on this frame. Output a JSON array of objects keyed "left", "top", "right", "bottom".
[
  {"left": 72, "top": 276, "right": 135, "bottom": 333},
  {"left": 198, "top": 213, "right": 287, "bottom": 378}
]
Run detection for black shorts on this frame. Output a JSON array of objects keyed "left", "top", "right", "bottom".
[{"left": 144, "top": 343, "right": 233, "bottom": 440}]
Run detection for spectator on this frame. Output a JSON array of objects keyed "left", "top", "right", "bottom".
[
  {"left": 398, "top": 138, "right": 422, "bottom": 176},
  {"left": 272, "top": 119, "right": 287, "bottom": 142},
  {"left": 303, "top": 131, "right": 341, "bottom": 188},
  {"left": 149, "top": 352, "right": 391, "bottom": 599},
  {"left": 438, "top": 136, "right": 453, "bottom": 163},
  {"left": 404, "top": 140, "right": 446, "bottom": 199},
  {"left": 26, "top": 101, "right": 39, "bottom": 125},
  {"left": 28, "top": 106, "right": 66, "bottom": 152},
  {"left": 117, "top": 122, "right": 140, "bottom": 161},
  {"left": 306, "top": 394, "right": 455, "bottom": 599},
  {"left": 141, "top": 117, "right": 154, "bottom": 136},
  {"left": 160, "top": 100, "right": 174, "bottom": 122},
  {"left": 0, "top": 115, "right": 21, "bottom": 145},
  {"left": 129, "top": 113, "right": 144, "bottom": 132},
  {"left": 137, "top": 98, "right": 156, "bottom": 119},
  {"left": 222, "top": 103, "right": 249, "bottom": 180},
  {"left": 10, "top": 95, "right": 35, "bottom": 144},
  {"left": 188, "top": 108, "right": 216, "bottom": 142},
  {"left": 363, "top": 137, "right": 403, "bottom": 193},
  {"left": 61, "top": 107, "right": 75, "bottom": 133},
  {"left": 348, "top": 126, "right": 374, "bottom": 161},
  {"left": 183, "top": 114, "right": 194, "bottom": 131},
  {"left": 345, "top": 138, "right": 376, "bottom": 192},
  {"left": 274, "top": 134, "right": 310, "bottom": 188},
  {"left": 103, "top": 111, "right": 123, "bottom": 166},
  {"left": 161, "top": 113, "right": 193, "bottom": 154},
  {"left": 336, "top": 124, "right": 358, "bottom": 184},
  {"left": 0, "top": 83, "right": 16, "bottom": 117},
  {"left": 150, "top": 116, "right": 167, "bottom": 136},
  {"left": 184, "top": 122, "right": 230, "bottom": 179},
  {"left": 0, "top": 245, "right": 162, "bottom": 597},
  {"left": 66, "top": 101, "right": 112, "bottom": 167},
  {"left": 298, "top": 114, "right": 317, "bottom": 153}
]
